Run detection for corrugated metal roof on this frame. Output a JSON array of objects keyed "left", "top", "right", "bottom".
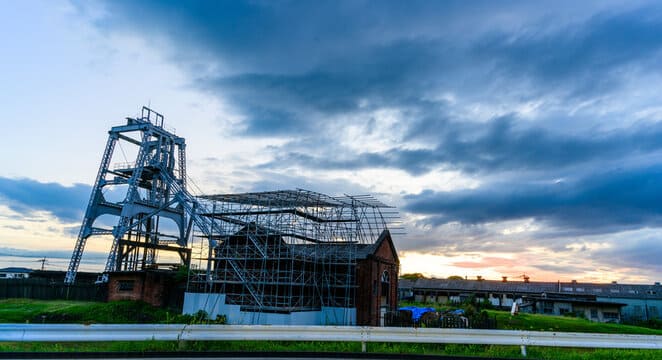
[{"left": 399, "top": 278, "right": 662, "bottom": 299}]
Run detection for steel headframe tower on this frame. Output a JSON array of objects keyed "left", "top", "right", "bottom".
[{"left": 65, "top": 107, "right": 194, "bottom": 285}]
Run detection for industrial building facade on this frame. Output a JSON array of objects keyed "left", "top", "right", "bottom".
[
  {"left": 183, "top": 190, "right": 399, "bottom": 325},
  {"left": 399, "top": 278, "right": 662, "bottom": 323}
]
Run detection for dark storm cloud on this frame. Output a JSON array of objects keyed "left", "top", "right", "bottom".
[
  {"left": 0, "top": 177, "right": 89, "bottom": 223},
  {"left": 94, "top": 0, "right": 477, "bottom": 71},
  {"left": 93, "top": 1, "right": 662, "bottom": 138},
  {"left": 404, "top": 165, "right": 662, "bottom": 232},
  {"left": 94, "top": 1, "right": 457, "bottom": 135},
  {"left": 199, "top": 39, "right": 444, "bottom": 135},
  {"left": 267, "top": 117, "right": 662, "bottom": 175},
  {"left": 87, "top": 0, "right": 662, "bottom": 275},
  {"left": 475, "top": 7, "right": 662, "bottom": 96}
]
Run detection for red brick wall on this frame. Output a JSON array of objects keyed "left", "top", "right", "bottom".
[
  {"left": 356, "top": 235, "right": 399, "bottom": 326},
  {"left": 355, "top": 261, "right": 372, "bottom": 325},
  {"left": 107, "top": 272, "right": 168, "bottom": 307}
]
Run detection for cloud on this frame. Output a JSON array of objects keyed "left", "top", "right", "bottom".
[
  {"left": 404, "top": 165, "right": 662, "bottom": 234},
  {"left": 199, "top": 41, "right": 440, "bottom": 136},
  {"left": 0, "top": 177, "right": 90, "bottom": 223},
  {"left": 265, "top": 116, "right": 662, "bottom": 175},
  {"left": 451, "top": 256, "right": 518, "bottom": 269},
  {"left": 474, "top": 6, "right": 662, "bottom": 97},
  {"left": 530, "top": 263, "right": 593, "bottom": 276},
  {"left": 591, "top": 235, "right": 662, "bottom": 271},
  {"left": 2, "top": 224, "right": 25, "bottom": 230},
  {"left": 88, "top": 1, "right": 662, "bottom": 219},
  {"left": 90, "top": 1, "right": 662, "bottom": 137},
  {"left": 77, "top": 1, "right": 662, "bottom": 281},
  {"left": 0, "top": 246, "right": 107, "bottom": 261}
]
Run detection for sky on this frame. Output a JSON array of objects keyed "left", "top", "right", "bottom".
[{"left": 1, "top": 0, "right": 662, "bottom": 283}]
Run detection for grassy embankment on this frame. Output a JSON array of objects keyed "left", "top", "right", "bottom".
[
  {"left": 490, "top": 309, "right": 662, "bottom": 335},
  {"left": 1, "top": 298, "right": 661, "bottom": 359},
  {"left": 397, "top": 299, "right": 662, "bottom": 334},
  {"left": 0, "top": 299, "right": 181, "bottom": 324}
]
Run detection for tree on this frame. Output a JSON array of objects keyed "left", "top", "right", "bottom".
[
  {"left": 447, "top": 275, "right": 464, "bottom": 280},
  {"left": 400, "top": 273, "right": 426, "bottom": 280}
]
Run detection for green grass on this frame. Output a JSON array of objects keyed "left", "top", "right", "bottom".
[
  {"left": 5, "top": 299, "right": 660, "bottom": 335},
  {"left": 0, "top": 299, "right": 94, "bottom": 323},
  {"left": 0, "top": 298, "right": 186, "bottom": 324},
  {"left": 1, "top": 299, "right": 661, "bottom": 359},
  {"left": 398, "top": 300, "right": 662, "bottom": 335},
  {"left": 488, "top": 310, "right": 662, "bottom": 335},
  {"left": 2, "top": 341, "right": 661, "bottom": 359}
]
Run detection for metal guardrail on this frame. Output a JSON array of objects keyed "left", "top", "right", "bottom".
[{"left": 2, "top": 324, "right": 661, "bottom": 355}]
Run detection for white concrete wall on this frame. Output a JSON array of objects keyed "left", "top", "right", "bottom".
[
  {"left": 182, "top": 292, "right": 227, "bottom": 319},
  {"left": 321, "top": 307, "right": 356, "bottom": 325},
  {"left": 183, "top": 292, "right": 356, "bottom": 325}
]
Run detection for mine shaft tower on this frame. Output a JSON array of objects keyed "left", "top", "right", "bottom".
[
  {"left": 64, "top": 106, "right": 401, "bottom": 322},
  {"left": 65, "top": 107, "right": 204, "bottom": 284}
]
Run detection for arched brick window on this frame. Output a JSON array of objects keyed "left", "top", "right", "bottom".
[{"left": 381, "top": 270, "right": 390, "bottom": 301}]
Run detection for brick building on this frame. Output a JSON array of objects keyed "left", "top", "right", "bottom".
[
  {"left": 107, "top": 270, "right": 181, "bottom": 308},
  {"left": 182, "top": 189, "right": 399, "bottom": 325},
  {"left": 355, "top": 230, "right": 399, "bottom": 326}
]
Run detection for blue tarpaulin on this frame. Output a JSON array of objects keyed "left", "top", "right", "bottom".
[{"left": 398, "top": 306, "right": 436, "bottom": 322}]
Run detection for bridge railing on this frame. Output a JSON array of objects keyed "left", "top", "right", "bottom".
[{"left": 2, "top": 324, "right": 661, "bottom": 357}]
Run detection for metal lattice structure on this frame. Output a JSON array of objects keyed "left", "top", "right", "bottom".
[
  {"left": 65, "top": 107, "right": 210, "bottom": 284},
  {"left": 187, "top": 190, "right": 398, "bottom": 314},
  {"left": 65, "top": 108, "right": 400, "bottom": 322}
]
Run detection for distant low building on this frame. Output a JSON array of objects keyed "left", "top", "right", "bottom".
[
  {"left": 0, "top": 267, "right": 32, "bottom": 279},
  {"left": 592, "top": 282, "right": 662, "bottom": 321},
  {"left": 519, "top": 292, "right": 625, "bottom": 322},
  {"left": 399, "top": 278, "right": 662, "bottom": 323}
]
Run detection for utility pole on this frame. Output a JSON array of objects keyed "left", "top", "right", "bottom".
[{"left": 36, "top": 257, "right": 47, "bottom": 271}]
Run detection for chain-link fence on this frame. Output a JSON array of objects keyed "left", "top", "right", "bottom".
[{"left": 384, "top": 309, "right": 497, "bottom": 329}]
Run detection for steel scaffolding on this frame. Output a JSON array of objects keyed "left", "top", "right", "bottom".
[
  {"left": 65, "top": 107, "right": 197, "bottom": 284},
  {"left": 187, "top": 189, "right": 398, "bottom": 313},
  {"left": 65, "top": 107, "right": 400, "bottom": 321}
]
